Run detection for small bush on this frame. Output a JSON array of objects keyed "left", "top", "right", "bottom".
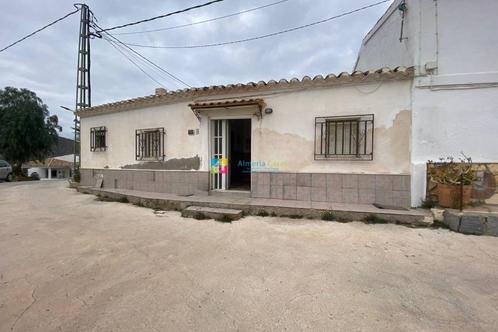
[
  {"left": 193, "top": 212, "right": 209, "bottom": 220},
  {"left": 216, "top": 215, "right": 233, "bottom": 223},
  {"left": 133, "top": 200, "right": 144, "bottom": 207},
  {"left": 363, "top": 214, "right": 388, "bottom": 224},
  {"left": 288, "top": 214, "right": 303, "bottom": 219},
  {"left": 321, "top": 211, "right": 335, "bottom": 221},
  {"left": 119, "top": 196, "right": 129, "bottom": 203},
  {"left": 419, "top": 198, "right": 436, "bottom": 209},
  {"left": 270, "top": 212, "right": 277, "bottom": 217},
  {"left": 257, "top": 210, "right": 269, "bottom": 217}
]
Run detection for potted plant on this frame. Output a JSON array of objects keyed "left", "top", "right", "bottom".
[{"left": 428, "top": 156, "right": 476, "bottom": 209}]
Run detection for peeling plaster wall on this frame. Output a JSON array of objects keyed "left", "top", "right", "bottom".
[
  {"left": 250, "top": 80, "right": 412, "bottom": 174},
  {"left": 80, "top": 102, "right": 200, "bottom": 170},
  {"left": 82, "top": 80, "right": 412, "bottom": 177}
]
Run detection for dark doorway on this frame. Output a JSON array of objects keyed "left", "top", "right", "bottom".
[{"left": 228, "top": 119, "right": 251, "bottom": 190}]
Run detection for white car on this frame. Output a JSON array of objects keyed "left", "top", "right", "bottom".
[{"left": 0, "top": 160, "right": 13, "bottom": 181}]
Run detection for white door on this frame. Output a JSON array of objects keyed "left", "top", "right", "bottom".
[{"left": 210, "top": 119, "right": 228, "bottom": 190}]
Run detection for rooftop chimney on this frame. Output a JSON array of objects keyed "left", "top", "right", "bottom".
[{"left": 155, "top": 87, "right": 167, "bottom": 96}]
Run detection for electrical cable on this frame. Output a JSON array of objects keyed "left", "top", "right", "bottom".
[
  {"left": 92, "top": 21, "right": 191, "bottom": 87},
  {"left": 0, "top": 7, "right": 80, "bottom": 53},
  {"left": 114, "top": 0, "right": 390, "bottom": 49},
  {"left": 113, "top": 0, "right": 291, "bottom": 35},
  {"left": 97, "top": 0, "right": 225, "bottom": 33},
  {"left": 103, "top": 37, "right": 168, "bottom": 88}
]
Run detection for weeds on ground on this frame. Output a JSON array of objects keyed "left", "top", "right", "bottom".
[
  {"left": 216, "top": 215, "right": 233, "bottom": 223},
  {"left": 321, "top": 211, "right": 335, "bottom": 221},
  {"left": 287, "top": 214, "right": 303, "bottom": 219},
  {"left": 193, "top": 212, "right": 209, "bottom": 220},
  {"left": 363, "top": 214, "right": 388, "bottom": 224},
  {"left": 133, "top": 200, "right": 145, "bottom": 207},
  {"left": 119, "top": 196, "right": 129, "bottom": 203},
  {"left": 419, "top": 198, "right": 436, "bottom": 209},
  {"left": 270, "top": 212, "right": 277, "bottom": 217},
  {"left": 430, "top": 220, "right": 450, "bottom": 229},
  {"left": 257, "top": 210, "right": 269, "bottom": 217}
]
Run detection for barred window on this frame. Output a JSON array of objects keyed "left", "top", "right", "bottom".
[
  {"left": 90, "top": 126, "right": 107, "bottom": 152},
  {"left": 315, "top": 114, "right": 374, "bottom": 160},
  {"left": 135, "top": 128, "right": 165, "bottom": 161}
]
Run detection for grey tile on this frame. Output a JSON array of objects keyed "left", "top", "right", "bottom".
[
  {"left": 375, "top": 190, "right": 393, "bottom": 206},
  {"left": 375, "top": 175, "right": 393, "bottom": 191},
  {"left": 358, "top": 174, "right": 376, "bottom": 189},
  {"left": 258, "top": 173, "right": 270, "bottom": 185},
  {"left": 271, "top": 173, "right": 284, "bottom": 186},
  {"left": 283, "top": 173, "right": 297, "bottom": 186},
  {"left": 297, "top": 173, "right": 311, "bottom": 187},
  {"left": 296, "top": 186, "right": 311, "bottom": 201},
  {"left": 271, "top": 185, "right": 283, "bottom": 199},
  {"left": 326, "top": 174, "right": 342, "bottom": 189},
  {"left": 343, "top": 188, "right": 359, "bottom": 204},
  {"left": 342, "top": 174, "right": 358, "bottom": 189},
  {"left": 311, "top": 187, "right": 327, "bottom": 202},
  {"left": 358, "top": 189, "right": 376, "bottom": 204},
  {"left": 393, "top": 175, "right": 411, "bottom": 191},
  {"left": 312, "top": 173, "right": 327, "bottom": 188},
  {"left": 392, "top": 190, "right": 411, "bottom": 208},
  {"left": 252, "top": 184, "right": 270, "bottom": 198},
  {"left": 326, "top": 188, "right": 343, "bottom": 203},
  {"left": 283, "top": 185, "right": 297, "bottom": 200}
]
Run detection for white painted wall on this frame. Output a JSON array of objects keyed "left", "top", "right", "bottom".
[
  {"left": 82, "top": 79, "right": 412, "bottom": 177},
  {"left": 355, "top": 0, "right": 498, "bottom": 206},
  {"left": 81, "top": 103, "right": 201, "bottom": 169}
]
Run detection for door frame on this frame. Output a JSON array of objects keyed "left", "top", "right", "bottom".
[{"left": 208, "top": 115, "right": 253, "bottom": 191}]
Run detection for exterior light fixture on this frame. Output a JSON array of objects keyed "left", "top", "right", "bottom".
[{"left": 264, "top": 108, "right": 273, "bottom": 114}]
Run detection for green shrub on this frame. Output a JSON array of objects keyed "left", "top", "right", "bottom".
[
  {"left": 216, "top": 215, "right": 233, "bottom": 223},
  {"left": 73, "top": 168, "right": 81, "bottom": 183},
  {"left": 321, "top": 211, "right": 335, "bottom": 221},
  {"left": 363, "top": 214, "right": 388, "bottom": 224},
  {"left": 193, "top": 212, "right": 209, "bottom": 220},
  {"left": 419, "top": 198, "right": 436, "bottom": 209},
  {"left": 257, "top": 210, "right": 269, "bottom": 217},
  {"left": 119, "top": 196, "right": 129, "bottom": 203}
]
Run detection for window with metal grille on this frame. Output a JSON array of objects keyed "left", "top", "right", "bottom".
[
  {"left": 90, "top": 126, "right": 107, "bottom": 152},
  {"left": 315, "top": 114, "right": 374, "bottom": 160},
  {"left": 135, "top": 128, "right": 165, "bottom": 161}
]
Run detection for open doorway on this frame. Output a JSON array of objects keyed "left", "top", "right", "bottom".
[{"left": 228, "top": 119, "right": 251, "bottom": 190}]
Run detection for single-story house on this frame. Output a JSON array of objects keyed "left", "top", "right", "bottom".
[
  {"left": 78, "top": 67, "right": 413, "bottom": 208},
  {"left": 24, "top": 154, "right": 74, "bottom": 179}
]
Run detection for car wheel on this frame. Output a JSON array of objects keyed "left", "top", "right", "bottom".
[{"left": 6, "top": 173, "right": 13, "bottom": 182}]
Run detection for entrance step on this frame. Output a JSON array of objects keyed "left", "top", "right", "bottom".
[
  {"left": 182, "top": 205, "right": 243, "bottom": 222},
  {"left": 209, "top": 190, "right": 251, "bottom": 199}
]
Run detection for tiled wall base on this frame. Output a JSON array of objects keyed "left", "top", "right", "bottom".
[
  {"left": 80, "top": 168, "right": 209, "bottom": 196},
  {"left": 251, "top": 173, "right": 411, "bottom": 208}
]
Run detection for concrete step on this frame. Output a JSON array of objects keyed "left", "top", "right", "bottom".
[
  {"left": 209, "top": 190, "right": 251, "bottom": 199},
  {"left": 182, "top": 205, "right": 243, "bottom": 222}
]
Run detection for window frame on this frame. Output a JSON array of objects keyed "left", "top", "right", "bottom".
[
  {"left": 314, "top": 114, "right": 374, "bottom": 161},
  {"left": 90, "top": 126, "right": 107, "bottom": 152},
  {"left": 135, "top": 127, "right": 165, "bottom": 161}
]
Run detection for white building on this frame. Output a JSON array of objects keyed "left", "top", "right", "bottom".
[
  {"left": 77, "top": 0, "right": 497, "bottom": 209},
  {"left": 355, "top": 0, "right": 498, "bottom": 206},
  {"left": 25, "top": 154, "right": 74, "bottom": 180}
]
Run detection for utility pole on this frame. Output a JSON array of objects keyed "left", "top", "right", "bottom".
[{"left": 73, "top": 3, "right": 92, "bottom": 175}]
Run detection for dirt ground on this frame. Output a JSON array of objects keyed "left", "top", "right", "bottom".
[{"left": 1, "top": 181, "right": 497, "bottom": 332}]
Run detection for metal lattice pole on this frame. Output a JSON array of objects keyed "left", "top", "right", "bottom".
[{"left": 74, "top": 4, "right": 91, "bottom": 175}]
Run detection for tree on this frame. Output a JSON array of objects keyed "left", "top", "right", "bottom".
[{"left": 0, "top": 87, "right": 61, "bottom": 175}]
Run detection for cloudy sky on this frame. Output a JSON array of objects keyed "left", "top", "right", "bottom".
[{"left": 0, "top": 0, "right": 391, "bottom": 138}]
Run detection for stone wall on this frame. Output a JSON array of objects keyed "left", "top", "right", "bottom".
[
  {"left": 251, "top": 172, "right": 411, "bottom": 208},
  {"left": 80, "top": 168, "right": 209, "bottom": 196}
]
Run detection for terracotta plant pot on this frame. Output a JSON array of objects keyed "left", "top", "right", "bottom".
[{"left": 437, "top": 183, "right": 472, "bottom": 209}]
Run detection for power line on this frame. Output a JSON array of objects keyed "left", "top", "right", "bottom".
[
  {"left": 0, "top": 7, "right": 80, "bottom": 53},
  {"left": 97, "top": 0, "right": 225, "bottom": 33},
  {"left": 114, "top": 0, "right": 390, "bottom": 49},
  {"left": 92, "top": 20, "right": 191, "bottom": 88},
  {"left": 102, "top": 33, "right": 191, "bottom": 87},
  {"left": 104, "top": 37, "right": 168, "bottom": 89},
  {"left": 114, "top": 0, "right": 291, "bottom": 35}
]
